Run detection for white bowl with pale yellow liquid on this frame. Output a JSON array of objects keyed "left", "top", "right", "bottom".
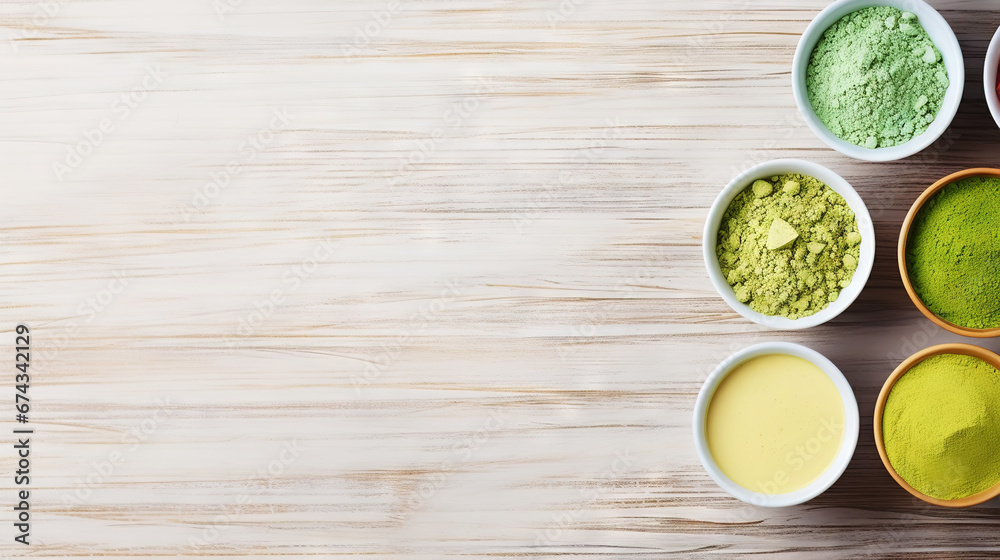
[{"left": 692, "top": 342, "right": 860, "bottom": 507}]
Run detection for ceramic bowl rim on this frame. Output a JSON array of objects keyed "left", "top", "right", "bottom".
[{"left": 984, "top": 24, "right": 1000, "bottom": 129}]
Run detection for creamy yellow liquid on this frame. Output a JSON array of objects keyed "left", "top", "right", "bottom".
[{"left": 707, "top": 354, "right": 845, "bottom": 494}]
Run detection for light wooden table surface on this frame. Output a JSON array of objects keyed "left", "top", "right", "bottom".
[{"left": 3, "top": 0, "right": 1000, "bottom": 557}]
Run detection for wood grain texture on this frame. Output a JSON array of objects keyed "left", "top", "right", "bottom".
[{"left": 2, "top": 0, "right": 1000, "bottom": 557}]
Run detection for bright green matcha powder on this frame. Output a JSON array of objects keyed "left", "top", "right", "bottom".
[
  {"left": 806, "top": 6, "right": 949, "bottom": 149},
  {"left": 883, "top": 354, "right": 1000, "bottom": 501},
  {"left": 907, "top": 176, "right": 1000, "bottom": 330},
  {"left": 716, "top": 173, "right": 861, "bottom": 319}
]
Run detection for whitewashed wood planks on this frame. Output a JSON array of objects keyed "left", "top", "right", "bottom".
[{"left": 0, "top": 0, "right": 1000, "bottom": 557}]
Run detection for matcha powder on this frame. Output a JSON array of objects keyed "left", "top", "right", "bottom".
[
  {"left": 883, "top": 354, "right": 1000, "bottom": 501},
  {"left": 806, "top": 7, "right": 949, "bottom": 149},
  {"left": 716, "top": 173, "right": 861, "bottom": 319},
  {"left": 907, "top": 176, "right": 1000, "bottom": 330}
]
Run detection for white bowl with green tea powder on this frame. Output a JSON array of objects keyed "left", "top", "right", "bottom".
[
  {"left": 792, "top": 0, "right": 964, "bottom": 162},
  {"left": 703, "top": 159, "right": 876, "bottom": 330}
]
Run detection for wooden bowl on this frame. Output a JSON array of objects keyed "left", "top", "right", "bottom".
[
  {"left": 874, "top": 343, "right": 1000, "bottom": 507},
  {"left": 898, "top": 168, "right": 1000, "bottom": 338}
]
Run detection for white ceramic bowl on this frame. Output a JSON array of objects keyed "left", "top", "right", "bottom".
[
  {"left": 792, "top": 0, "right": 965, "bottom": 162},
  {"left": 692, "top": 342, "right": 860, "bottom": 507},
  {"left": 985, "top": 25, "right": 1000, "bottom": 129},
  {"left": 703, "top": 159, "right": 875, "bottom": 329}
]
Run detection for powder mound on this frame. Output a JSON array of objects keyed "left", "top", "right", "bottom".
[
  {"left": 806, "top": 6, "right": 949, "bottom": 149},
  {"left": 906, "top": 176, "right": 1000, "bottom": 330},
  {"left": 883, "top": 354, "right": 1000, "bottom": 501},
  {"left": 715, "top": 173, "right": 861, "bottom": 320}
]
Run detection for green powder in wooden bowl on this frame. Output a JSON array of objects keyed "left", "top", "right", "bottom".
[
  {"left": 883, "top": 353, "right": 1000, "bottom": 501},
  {"left": 907, "top": 176, "right": 1000, "bottom": 330}
]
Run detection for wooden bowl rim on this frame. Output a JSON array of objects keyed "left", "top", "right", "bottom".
[
  {"left": 897, "top": 168, "right": 1000, "bottom": 338},
  {"left": 874, "top": 343, "right": 1000, "bottom": 507}
]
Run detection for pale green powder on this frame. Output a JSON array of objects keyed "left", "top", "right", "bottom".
[
  {"left": 716, "top": 173, "right": 861, "bottom": 320},
  {"left": 806, "top": 6, "right": 949, "bottom": 149}
]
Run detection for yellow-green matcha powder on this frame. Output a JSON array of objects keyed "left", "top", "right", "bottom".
[
  {"left": 806, "top": 6, "right": 949, "bottom": 149},
  {"left": 883, "top": 354, "right": 1000, "bottom": 501},
  {"left": 716, "top": 173, "right": 861, "bottom": 319}
]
